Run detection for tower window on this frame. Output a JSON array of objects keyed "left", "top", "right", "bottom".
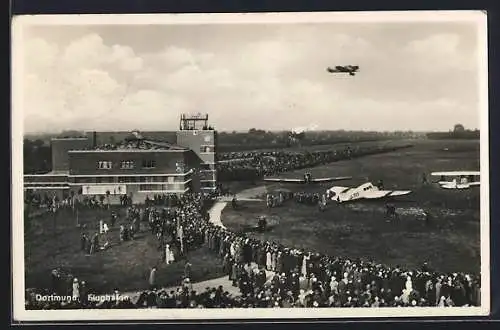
[
  {"left": 142, "top": 159, "right": 156, "bottom": 168},
  {"left": 97, "top": 161, "right": 113, "bottom": 169},
  {"left": 121, "top": 161, "right": 135, "bottom": 169}
]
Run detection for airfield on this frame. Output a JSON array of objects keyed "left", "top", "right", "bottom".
[
  {"left": 24, "top": 139, "right": 481, "bottom": 293},
  {"left": 222, "top": 139, "right": 481, "bottom": 274}
]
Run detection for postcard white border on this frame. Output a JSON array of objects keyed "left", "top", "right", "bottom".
[{"left": 11, "top": 10, "right": 490, "bottom": 321}]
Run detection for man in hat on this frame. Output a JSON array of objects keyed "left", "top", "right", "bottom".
[
  {"left": 80, "top": 233, "right": 88, "bottom": 252},
  {"left": 90, "top": 232, "right": 99, "bottom": 254}
]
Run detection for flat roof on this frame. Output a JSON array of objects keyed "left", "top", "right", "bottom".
[
  {"left": 77, "top": 139, "right": 188, "bottom": 152},
  {"left": 24, "top": 170, "right": 69, "bottom": 177}
]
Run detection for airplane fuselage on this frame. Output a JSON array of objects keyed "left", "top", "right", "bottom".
[
  {"left": 431, "top": 171, "right": 480, "bottom": 190},
  {"left": 327, "top": 182, "right": 411, "bottom": 203}
]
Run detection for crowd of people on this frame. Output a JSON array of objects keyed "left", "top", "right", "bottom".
[
  {"left": 25, "top": 187, "right": 480, "bottom": 309},
  {"left": 265, "top": 191, "right": 327, "bottom": 208},
  {"left": 216, "top": 144, "right": 413, "bottom": 181}
]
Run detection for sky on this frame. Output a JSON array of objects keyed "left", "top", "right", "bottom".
[{"left": 16, "top": 14, "right": 485, "bottom": 133}]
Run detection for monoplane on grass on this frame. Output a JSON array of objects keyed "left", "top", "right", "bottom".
[
  {"left": 264, "top": 172, "right": 352, "bottom": 184},
  {"left": 326, "top": 182, "right": 411, "bottom": 203}
]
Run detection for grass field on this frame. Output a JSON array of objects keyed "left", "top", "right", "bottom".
[
  {"left": 222, "top": 139, "right": 481, "bottom": 274},
  {"left": 24, "top": 207, "right": 225, "bottom": 293}
]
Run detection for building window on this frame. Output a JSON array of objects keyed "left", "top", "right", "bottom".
[
  {"left": 97, "top": 161, "right": 113, "bottom": 169},
  {"left": 200, "top": 146, "right": 214, "bottom": 153},
  {"left": 200, "top": 163, "right": 216, "bottom": 171},
  {"left": 121, "top": 161, "right": 135, "bottom": 169},
  {"left": 142, "top": 160, "right": 156, "bottom": 168},
  {"left": 175, "top": 162, "right": 185, "bottom": 173},
  {"left": 201, "top": 181, "right": 216, "bottom": 188}
]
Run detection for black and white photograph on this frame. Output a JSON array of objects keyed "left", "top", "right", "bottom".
[{"left": 12, "top": 11, "right": 490, "bottom": 321}]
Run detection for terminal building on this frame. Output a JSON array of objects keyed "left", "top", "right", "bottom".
[{"left": 23, "top": 114, "right": 218, "bottom": 204}]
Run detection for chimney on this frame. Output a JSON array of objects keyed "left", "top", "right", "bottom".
[{"left": 93, "top": 131, "right": 97, "bottom": 148}]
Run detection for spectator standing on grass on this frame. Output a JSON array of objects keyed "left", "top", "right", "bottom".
[
  {"left": 435, "top": 277, "right": 442, "bottom": 306},
  {"left": 72, "top": 278, "right": 80, "bottom": 301},
  {"left": 80, "top": 233, "right": 88, "bottom": 252},
  {"left": 149, "top": 267, "right": 157, "bottom": 290},
  {"left": 184, "top": 261, "right": 192, "bottom": 279},
  {"left": 51, "top": 269, "right": 60, "bottom": 294},
  {"left": 422, "top": 173, "right": 428, "bottom": 185},
  {"left": 111, "top": 211, "right": 117, "bottom": 227},
  {"left": 165, "top": 244, "right": 172, "bottom": 265},
  {"left": 90, "top": 232, "right": 99, "bottom": 254}
]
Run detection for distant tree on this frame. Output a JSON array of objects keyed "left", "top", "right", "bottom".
[{"left": 454, "top": 124, "right": 465, "bottom": 132}]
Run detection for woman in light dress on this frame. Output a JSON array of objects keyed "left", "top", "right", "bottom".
[
  {"left": 72, "top": 278, "right": 80, "bottom": 301},
  {"left": 165, "top": 244, "right": 175, "bottom": 265},
  {"left": 266, "top": 249, "right": 272, "bottom": 270},
  {"left": 271, "top": 249, "right": 277, "bottom": 271},
  {"left": 401, "top": 276, "right": 413, "bottom": 304},
  {"left": 301, "top": 253, "right": 309, "bottom": 277}
]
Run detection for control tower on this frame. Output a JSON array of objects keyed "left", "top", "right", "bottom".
[{"left": 176, "top": 113, "right": 218, "bottom": 194}]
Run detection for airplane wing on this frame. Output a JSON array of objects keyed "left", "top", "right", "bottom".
[
  {"left": 311, "top": 176, "right": 352, "bottom": 183},
  {"left": 335, "top": 66, "right": 344, "bottom": 71},
  {"left": 363, "top": 190, "right": 412, "bottom": 199},
  {"left": 263, "top": 178, "right": 305, "bottom": 183},
  {"left": 431, "top": 171, "right": 480, "bottom": 176}
]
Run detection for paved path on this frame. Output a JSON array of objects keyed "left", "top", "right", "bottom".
[{"left": 208, "top": 201, "right": 227, "bottom": 228}]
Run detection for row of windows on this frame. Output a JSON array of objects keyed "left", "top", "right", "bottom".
[
  {"left": 96, "top": 160, "right": 157, "bottom": 170},
  {"left": 139, "top": 183, "right": 191, "bottom": 192},
  {"left": 72, "top": 175, "right": 191, "bottom": 184}
]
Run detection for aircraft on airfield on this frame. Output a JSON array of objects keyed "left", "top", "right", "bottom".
[
  {"left": 326, "top": 182, "right": 411, "bottom": 203},
  {"left": 326, "top": 65, "right": 360, "bottom": 76},
  {"left": 264, "top": 172, "right": 352, "bottom": 184},
  {"left": 430, "top": 171, "right": 480, "bottom": 189}
]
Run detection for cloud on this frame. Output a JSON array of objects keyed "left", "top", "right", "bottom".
[
  {"left": 19, "top": 25, "right": 481, "bottom": 133},
  {"left": 403, "top": 33, "right": 474, "bottom": 72}
]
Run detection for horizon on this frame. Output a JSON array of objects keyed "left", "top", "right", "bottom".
[{"left": 23, "top": 127, "right": 478, "bottom": 138}]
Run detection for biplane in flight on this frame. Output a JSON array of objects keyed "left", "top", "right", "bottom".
[
  {"left": 430, "top": 171, "right": 480, "bottom": 189},
  {"left": 326, "top": 65, "right": 359, "bottom": 76},
  {"left": 263, "top": 172, "right": 352, "bottom": 184},
  {"left": 326, "top": 182, "right": 411, "bottom": 203}
]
